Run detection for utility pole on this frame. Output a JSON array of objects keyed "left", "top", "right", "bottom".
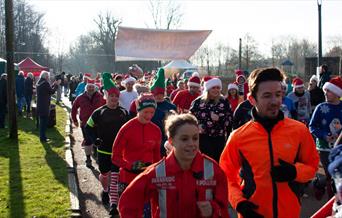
[
  {"left": 317, "top": 0, "right": 323, "bottom": 67},
  {"left": 5, "top": 0, "right": 18, "bottom": 139},
  {"left": 238, "top": 38, "right": 242, "bottom": 69}
]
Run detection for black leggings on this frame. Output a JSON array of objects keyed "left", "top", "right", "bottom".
[{"left": 199, "top": 134, "right": 226, "bottom": 163}]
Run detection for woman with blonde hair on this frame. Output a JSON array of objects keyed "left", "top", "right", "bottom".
[{"left": 190, "top": 76, "right": 233, "bottom": 162}]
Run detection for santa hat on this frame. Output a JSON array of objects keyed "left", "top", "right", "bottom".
[
  {"left": 84, "top": 73, "right": 92, "bottom": 80},
  {"left": 292, "top": 77, "right": 304, "bottom": 89},
  {"left": 85, "top": 79, "right": 96, "bottom": 88},
  {"left": 202, "top": 75, "right": 212, "bottom": 83},
  {"left": 188, "top": 76, "right": 201, "bottom": 88},
  {"left": 102, "top": 72, "right": 120, "bottom": 97},
  {"left": 235, "top": 69, "right": 246, "bottom": 83},
  {"left": 323, "top": 76, "right": 342, "bottom": 97},
  {"left": 150, "top": 68, "right": 165, "bottom": 95},
  {"left": 192, "top": 71, "right": 200, "bottom": 78},
  {"left": 136, "top": 93, "right": 157, "bottom": 112},
  {"left": 227, "top": 83, "right": 238, "bottom": 91},
  {"left": 310, "top": 75, "right": 319, "bottom": 83},
  {"left": 121, "top": 75, "right": 136, "bottom": 86},
  {"left": 204, "top": 76, "right": 222, "bottom": 91}
]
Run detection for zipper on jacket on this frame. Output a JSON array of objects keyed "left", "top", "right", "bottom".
[{"left": 267, "top": 131, "right": 278, "bottom": 218}]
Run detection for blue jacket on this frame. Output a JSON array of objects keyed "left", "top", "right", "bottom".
[
  {"left": 309, "top": 101, "right": 342, "bottom": 150},
  {"left": 75, "top": 82, "right": 86, "bottom": 97},
  {"left": 15, "top": 75, "right": 25, "bottom": 97}
]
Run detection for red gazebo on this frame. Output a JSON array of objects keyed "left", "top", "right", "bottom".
[{"left": 18, "top": 57, "right": 49, "bottom": 77}]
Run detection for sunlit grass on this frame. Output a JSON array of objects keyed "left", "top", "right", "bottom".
[{"left": 0, "top": 104, "right": 70, "bottom": 217}]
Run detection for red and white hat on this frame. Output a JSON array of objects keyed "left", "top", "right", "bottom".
[
  {"left": 204, "top": 76, "right": 222, "bottom": 91},
  {"left": 323, "top": 76, "right": 342, "bottom": 97},
  {"left": 188, "top": 76, "right": 201, "bottom": 87},
  {"left": 292, "top": 77, "right": 304, "bottom": 89},
  {"left": 86, "top": 79, "right": 96, "bottom": 88},
  {"left": 227, "top": 83, "right": 238, "bottom": 91}
]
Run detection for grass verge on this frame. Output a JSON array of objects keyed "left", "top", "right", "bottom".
[{"left": 0, "top": 104, "right": 70, "bottom": 217}]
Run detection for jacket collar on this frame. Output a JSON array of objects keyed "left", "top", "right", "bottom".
[
  {"left": 165, "top": 150, "right": 203, "bottom": 175},
  {"left": 251, "top": 107, "right": 284, "bottom": 132}
]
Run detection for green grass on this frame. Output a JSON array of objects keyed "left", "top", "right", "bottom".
[{"left": 0, "top": 104, "right": 70, "bottom": 218}]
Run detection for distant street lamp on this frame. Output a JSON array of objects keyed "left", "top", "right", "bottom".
[{"left": 317, "top": 0, "right": 322, "bottom": 67}]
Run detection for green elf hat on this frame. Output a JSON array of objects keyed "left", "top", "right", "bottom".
[
  {"left": 136, "top": 93, "right": 157, "bottom": 112},
  {"left": 150, "top": 68, "right": 165, "bottom": 95},
  {"left": 102, "top": 72, "right": 120, "bottom": 97}
]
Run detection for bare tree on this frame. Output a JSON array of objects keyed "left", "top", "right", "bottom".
[
  {"left": 148, "top": 0, "right": 183, "bottom": 29},
  {"left": 91, "top": 12, "right": 121, "bottom": 71}
]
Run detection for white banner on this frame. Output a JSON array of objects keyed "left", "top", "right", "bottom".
[{"left": 115, "top": 26, "right": 211, "bottom": 61}]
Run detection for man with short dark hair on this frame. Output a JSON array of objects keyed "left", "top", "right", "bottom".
[{"left": 220, "top": 67, "right": 319, "bottom": 218}]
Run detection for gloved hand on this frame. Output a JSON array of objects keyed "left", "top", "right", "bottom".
[
  {"left": 271, "top": 159, "right": 297, "bottom": 182},
  {"left": 94, "top": 138, "right": 102, "bottom": 147},
  {"left": 236, "top": 200, "right": 263, "bottom": 218},
  {"left": 131, "top": 161, "right": 146, "bottom": 173}
]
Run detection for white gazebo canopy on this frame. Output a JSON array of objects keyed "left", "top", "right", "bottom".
[{"left": 163, "top": 60, "right": 197, "bottom": 70}]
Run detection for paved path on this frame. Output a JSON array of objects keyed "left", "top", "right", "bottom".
[{"left": 63, "top": 97, "right": 110, "bottom": 218}]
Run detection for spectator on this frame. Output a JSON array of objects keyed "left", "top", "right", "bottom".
[
  {"left": 68, "top": 76, "right": 79, "bottom": 103},
  {"left": 24, "top": 72, "right": 34, "bottom": 117},
  {"left": 16, "top": 71, "right": 26, "bottom": 116},
  {"left": 55, "top": 71, "right": 65, "bottom": 104},
  {"left": 75, "top": 73, "right": 91, "bottom": 97},
  {"left": 36, "top": 71, "right": 60, "bottom": 142},
  {"left": 0, "top": 73, "right": 7, "bottom": 128},
  {"left": 220, "top": 67, "right": 319, "bottom": 218}
]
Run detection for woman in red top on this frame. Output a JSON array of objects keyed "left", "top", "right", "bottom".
[
  {"left": 118, "top": 113, "right": 229, "bottom": 218},
  {"left": 226, "top": 83, "right": 239, "bottom": 113},
  {"left": 109, "top": 93, "right": 162, "bottom": 217}
]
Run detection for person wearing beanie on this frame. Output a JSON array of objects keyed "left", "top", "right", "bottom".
[
  {"left": 169, "top": 80, "right": 185, "bottom": 101},
  {"left": 172, "top": 76, "right": 201, "bottom": 113},
  {"left": 110, "top": 93, "right": 161, "bottom": 217},
  {"left": 235, "top": 69, "right": 249, "bottom": 100},
  {"left": 71, "top": 76, "right": 105, "bottom": 168},
  {"left": 287, "top": 77, "right": 311, "bottom": 124},
  {"left": 190, "top": 76, "right": 233, "bottom": 162},
  {"left": 119, "top": 75, "right": 138, "bottom": 111},
  {"left": 85, "top": 72, "right": 129, "bottom": 207},
  {"left": 309, "top": 76, "right": 342, "bottom": 199},
  {"left": 226, "top": 83, "right": 240, "bottom": 112},
  {"left": 150, "top": 68, "right": 177, "bottom": 156},
  {"left": 308, "top": 74, "right": 325, "bottom": 113}
]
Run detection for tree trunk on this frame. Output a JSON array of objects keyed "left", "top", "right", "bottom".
[{"left": 5, "top": 0, "right": 18, "bottom": 139}]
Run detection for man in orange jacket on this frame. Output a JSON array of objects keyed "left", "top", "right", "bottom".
[{"left": 220, "top": 67, "right": 319, "bottom": 218}]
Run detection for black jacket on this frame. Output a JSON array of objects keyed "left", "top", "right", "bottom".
[
  {"left": 310, "top": 86, "right": 325, "bottom": 108},
  {"left": 0, "top": 78, "right": 7, "bottom": 106},
  {"left": 36, "top": 78, "right": 57, "bottom": 117},
  {"left": 232, "top": 100, "right": 253, "bottom": 130},
  {"left": 24, "top": 77, "right": 34, "bottom": 96}
]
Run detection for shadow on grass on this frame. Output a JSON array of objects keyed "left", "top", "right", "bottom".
[{"left": 0, "top": 132, "right": 25, "bottom": 218}]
